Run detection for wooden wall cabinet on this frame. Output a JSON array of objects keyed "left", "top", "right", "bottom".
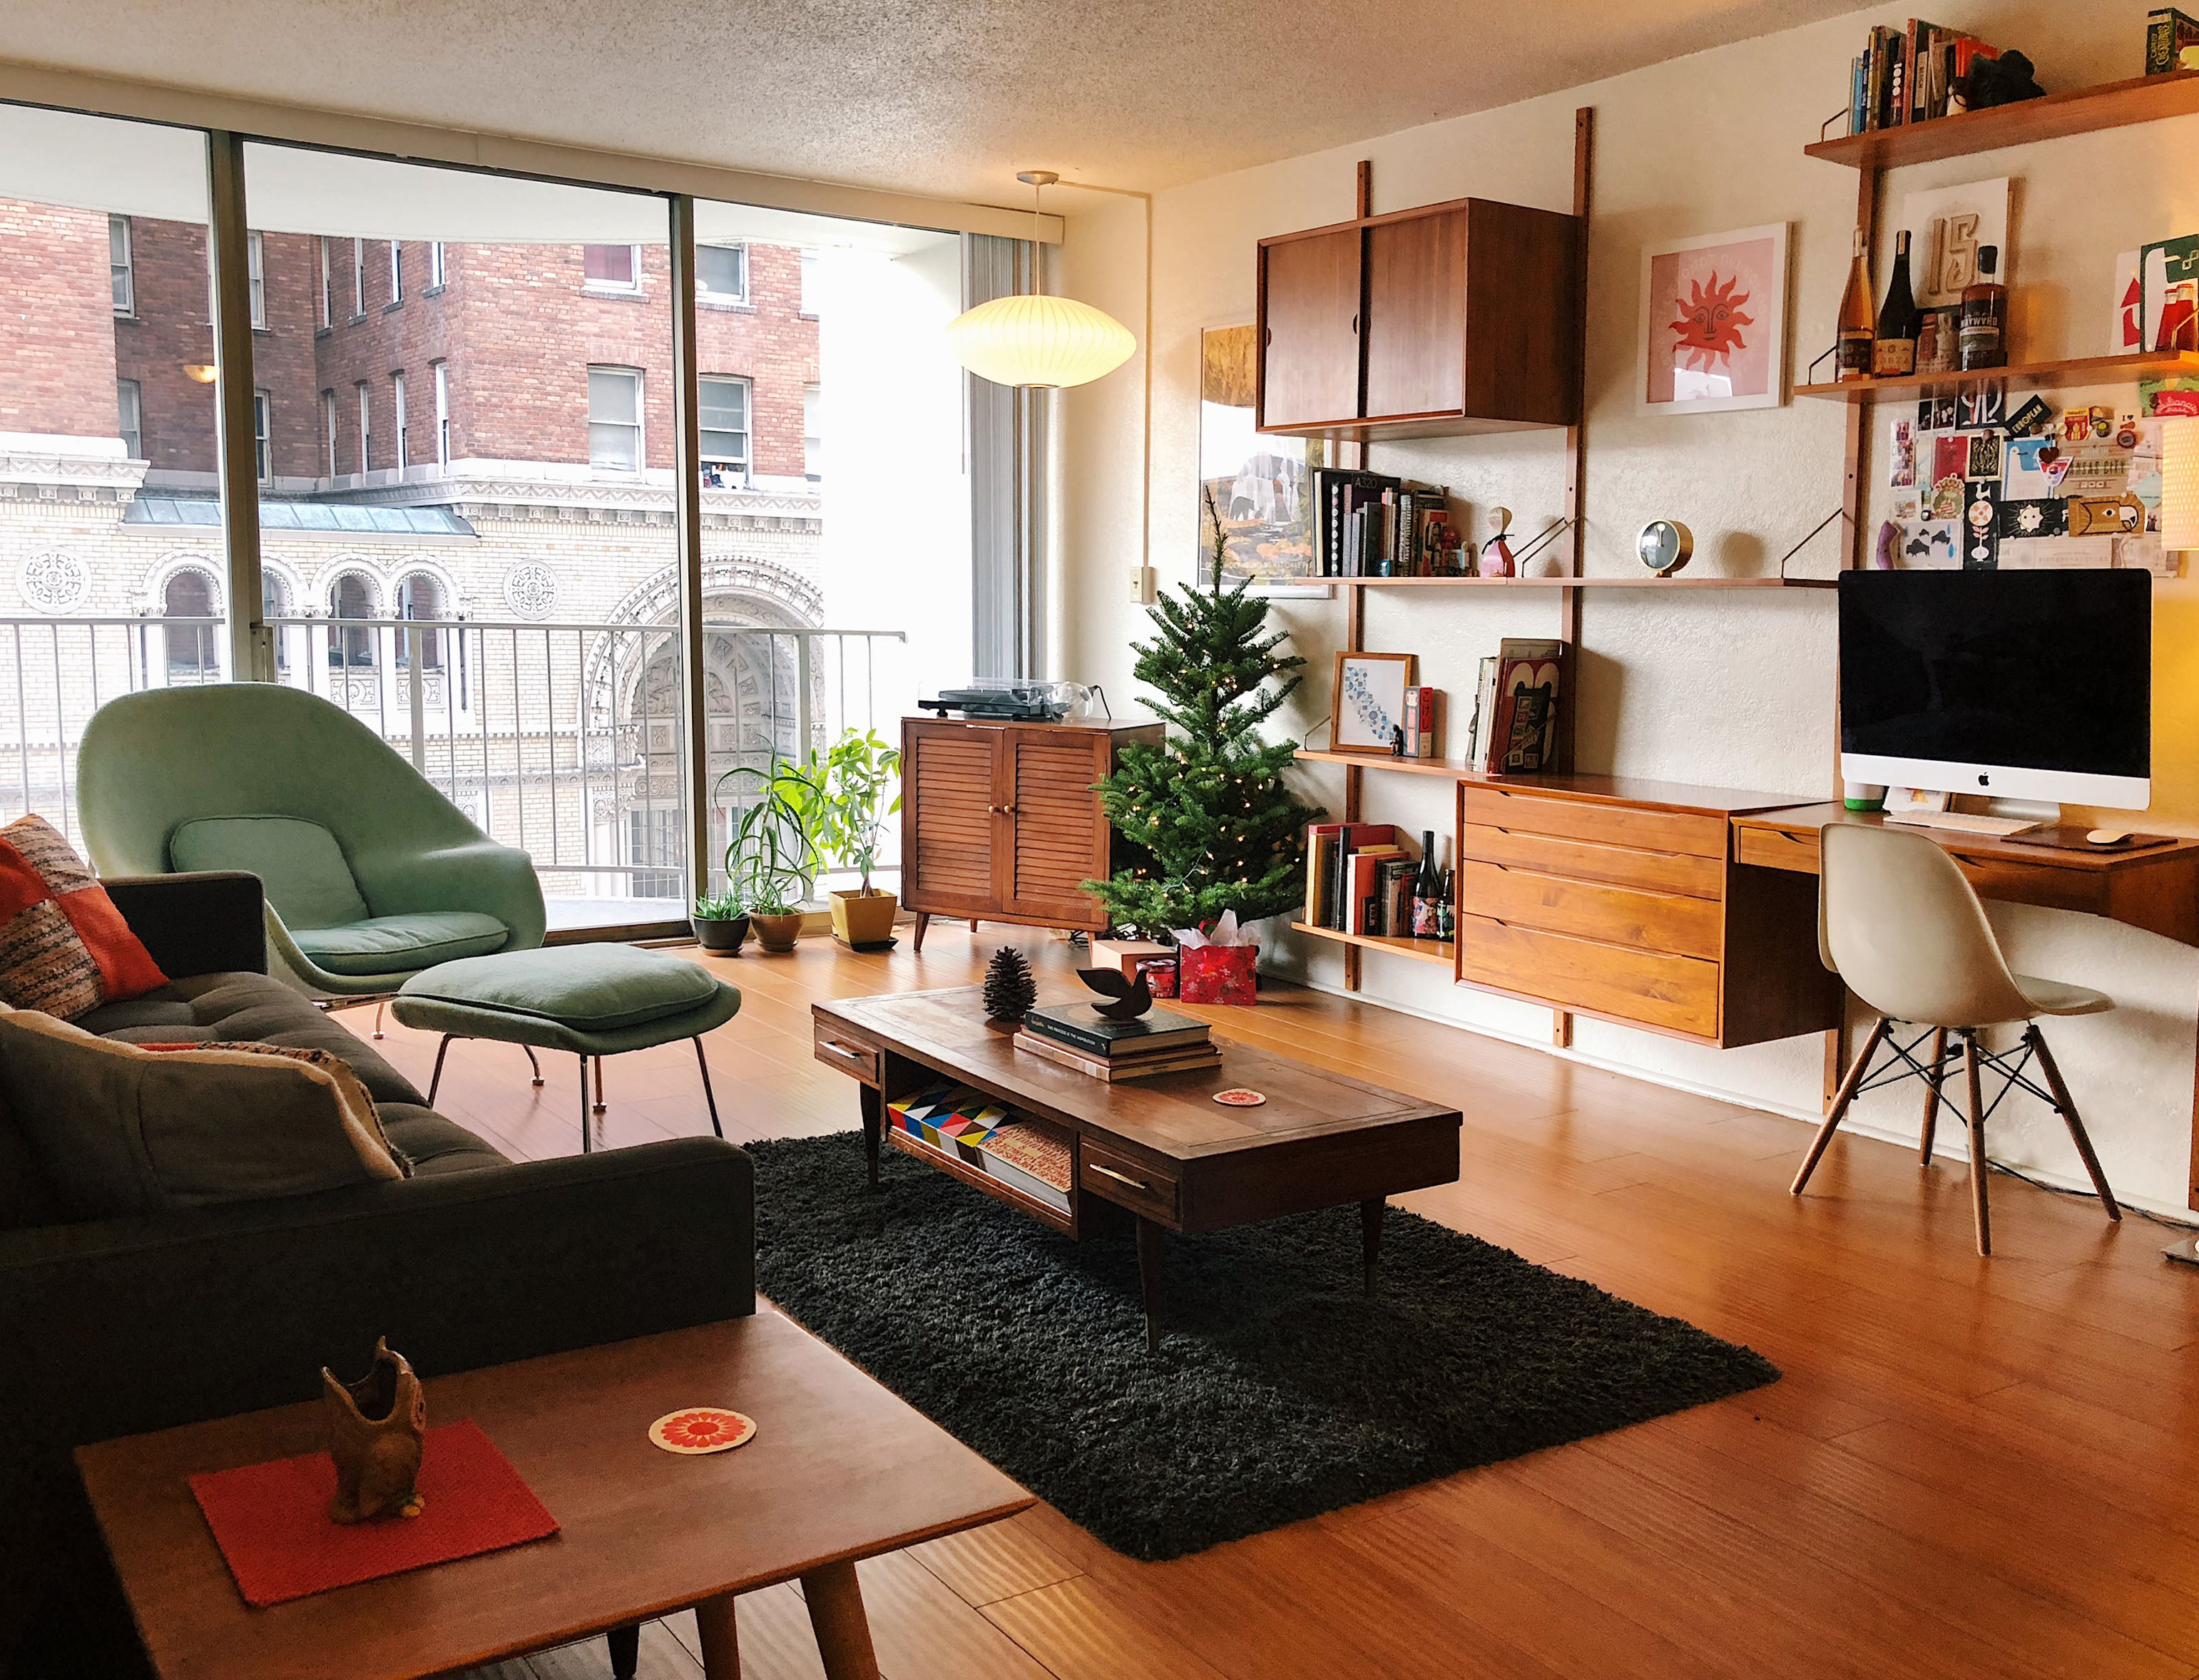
[
  {"left": 901, "top": 717, "right": 1163, "bottom": 951},
  {"left": 1257, "top": 196, "right": 1582, "bottom": 442}
]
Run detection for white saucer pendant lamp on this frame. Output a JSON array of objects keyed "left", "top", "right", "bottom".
[{"left": 947, "top": 172, "right": 1136, "bottom": 389}]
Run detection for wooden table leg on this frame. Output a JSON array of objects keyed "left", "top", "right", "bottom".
[
  {"left": 695, "top": 1590, "right": 740, "bottom": 1678},
  {"left": 607, "top": 1622, "right": 641, "bottom": 1679},
  {"left": 859, "top": 1085, "right": 882, "bottom": 1188},
  {"left": 802, "top": 1558, "right": 881, "bottom": 1680},
  {"left": 913, "top": 911, "right": 930, "bottom": 951},
  {"left": 1361, "top": 1198, "right": 1383, "bottom": 1294},
  {"left": 1136, "top": 1218, "right": 1167, "bottom": 1351}
]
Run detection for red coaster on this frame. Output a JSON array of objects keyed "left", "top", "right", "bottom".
[
  {"left": 188, "top": 1419, "right": 558, "bottom": 1607},
  {"left": 1213, "top": 1087, "right": 1267, "bottom": 1107},
  {"left": 648, "top": 1408, "right": 757, "bottom": 1455}
]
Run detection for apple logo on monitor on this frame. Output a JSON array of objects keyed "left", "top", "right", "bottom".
[{"left": 1979, "top": 774, "right": 1990, "bottom": 786}]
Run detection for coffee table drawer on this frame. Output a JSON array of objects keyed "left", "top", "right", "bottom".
[
  {"left": 1080, "top": 1139, "right": 1180, "bottom": 1224},
  {"left": 1459, "top": 786, "right": 1728, "bottom": 859},
  {"left": 1456, "top": 860, "right": 1723, "bottom": 961},
  {"left": 1456, "top": 914, "right": 1720, "bottom": 1039},
  {"left": 812, "top": 1024, "right": 882, "bottom": 1085}
]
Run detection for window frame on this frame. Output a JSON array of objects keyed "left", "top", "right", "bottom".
[
  {"left": 355, "top": 380, "right": 371, "bottom": 475},
  {"left": 252, "top": 390, "right": 272, "bottom": 483},
  {"left": 696, "top": 240, "right": 749, "bottom": 304},
  {"left": 321, "top": 388, "right": 338, "bottom": 478},
  {"left": 696, "top": 374, "right": 750, "bottom": 479},
  {"left": 432, "top": 361, "right": 451, "bottom": 467},
  {"left": 317, "top": 235, "right": 333, "bottom": 328},
  {"left": 351, "top": 236, "right": 367, "bottom": 319},
  {"left": 246, "top": 230, "right": 267, "bottom": 329},
  {"left": 388, "top": 239, "right": 403, "bottom": 304},
  {"left": 586, "top": 363, "right": 645, "bottom": 473},
  {"left": 117, "top": 378, "right": 143, "bottom": 459},
  {"left": 581, "top": 242, "right": 643, "bottom": 294},
  {"left": 108, "top": 214, "right": 134, "bottom": 317},
  {"left": 392, "top": 370, "right": 408, "bottom": 472},
  {"left": 428, "top": 240, "right": 446, "bottom": 289}
]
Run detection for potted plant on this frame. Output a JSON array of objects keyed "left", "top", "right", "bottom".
[
  {"left": 689, "top": 888, "right": 749, "bottom": 955},
  {"left": 715, "top": 762, "right": 816, "bottom": 954},
  {"left": 790, "top": 729, "right": 903, "bottom": 948}
]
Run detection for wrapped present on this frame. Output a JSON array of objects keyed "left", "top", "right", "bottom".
[{"left": 1173, "top": 911, "right": 1257, "bottom": 1005}]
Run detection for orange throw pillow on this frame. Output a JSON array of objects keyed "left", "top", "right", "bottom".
[{"left": 0, "top": 814, "right": 168, "bottom": 1017}]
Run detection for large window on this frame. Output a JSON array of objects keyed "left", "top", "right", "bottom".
[
  {"left": 394, "top": 570, "right": 445, "bottom": 671},
  {"left": 588, "top": 365, "right": 643, "bottom": 470},
  {"left": 108, "top": 214, "right": 133, "bottom": 314},
  {"left": 583, "top": 243, "right": 639, "bottom": 292},
  {"left": 698, "top": 376, "right": 749, "bottom": 478},
  {"left": 163, "top": 569, "right": 220, "bottom": 681},
  {"left": 117, "top": 379, "right": 143, "bottom": 459},
  {"left": 329, "top": 573, "right": 377, "bottom": 669},
  {"left": 697, "top": 242, "right": 746, "bottom": 303}
]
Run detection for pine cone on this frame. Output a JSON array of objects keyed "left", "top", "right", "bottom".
[{"left": 983, "top": 946, "right": 1039, "bottom": 1021}]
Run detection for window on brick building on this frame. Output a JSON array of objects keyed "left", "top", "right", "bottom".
[
  {"left": 697, "top": 242, "right": 747, "bottom": 303},
  {"left": 588, "top": 366, "right": 643, "bottom": 470},
  {"left": 163, "top": 569, "right": 221, "bottom": 682},
  {"left": 252, "top": 391, "right": 272, "bottom": 483},
  {"left": 108, "top": 215, "right": 134, "bottom": 315},
  {"left": 389, "top": 240, "right": 403, "bottom": 304},
  {"left": 330, "top": 572, "right": 377, "bottom": 669},
  {"left": 321, "top": 389, "right": 337, "bottom": 477},
  {"left": 356, "top": 382, "right": 371, "bottom": 474},
  {"left": 262, "top": 570, "right": 292, "bottom": 674},
  {"left": 395, "top": 571, "right": 447, "bottom": 672},
  {"left": 429, "top": 242, "right": 446, "bottom": 289},
  {"left": 804, "top": 384, "right": 822, "bottom": 483},
  {"left": 318, "top": 237, "right": 334, "bottom": 327},
  {"left": 247, "top": 232, "right": 267, "bottom": 329},
  {"left": 352, "top": 237, "right": 367, "bottom": 318},
  {"left": 392, "top": 372, "right": 408, "bottom": 472},
  {"left": 117, "top": 380, "right": 143, "bottom": 459},
  {"left": 698, "top": 377, "right": 749, "bottom": 479},
  {"left": 432, "top": 362, "right": 450, "bottom": 467},
  {"left": 583, "top": 244, "right": 640, "bottom": 292}
]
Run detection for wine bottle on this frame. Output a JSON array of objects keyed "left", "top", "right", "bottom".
[
  {"left": 1412, "top": 830, "right": 1442, "bottom": 938},
  {"left": 1437, "top": 869, "right": 1456, "bottom": 940},
  {"left": 1836, "top": 227, "right": 1874, "bottom": 382},
  {"left": 1959, "top": 244, "right": 2007, "bottom": 371},
  {"left": 1872, "top": 229, "right": 1919, "bottom": 377}
]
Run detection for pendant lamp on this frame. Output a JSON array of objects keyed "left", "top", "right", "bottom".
[{"left": 947, "top": 171, "right": 1136, "bottom": 389}]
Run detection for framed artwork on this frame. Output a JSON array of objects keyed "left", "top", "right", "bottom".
[
  {"left": 1330, "top": 652, "right": 1417, "bottom": 754},
  {"left": 1200, "top": 324, "right": 1328, "bottom": 593},
  {"left": 1899, "top": 177, "right": 2010, "bottom": 309},
  {"left": 1637, "top": 224, "right": 1789, "bottom": 416}
]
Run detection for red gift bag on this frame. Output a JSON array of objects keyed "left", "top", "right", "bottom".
[
  {"left": 1178, "top": 942, "right": 1257, "bottom": 1005},
  {"left": 1136, "top": 956, "right": 1179, "bottom": 998}
]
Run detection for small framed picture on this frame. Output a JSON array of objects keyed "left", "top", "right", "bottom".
[
  {"left": 1637, "top": 223, "right": 1790, "bottom": 416},
  {"left": 1330, "top": 652, "right": 1417, "bottom": 754}
]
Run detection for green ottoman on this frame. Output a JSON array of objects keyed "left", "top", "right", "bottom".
[{"left": 392, "top": 945, "right": 742, "bottom": 1152}]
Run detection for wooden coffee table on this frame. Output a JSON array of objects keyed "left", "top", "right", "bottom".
[
  {"left": 812, "top": 986, "right": 1462, "bottom": 1347},
  {"left": 74, "top": 1312, "right": 1033, "bottom": 1680}
]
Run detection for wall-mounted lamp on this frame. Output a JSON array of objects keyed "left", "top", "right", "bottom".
[{"left": 944, "top": 171, "right": 1136, "bottom": 389}]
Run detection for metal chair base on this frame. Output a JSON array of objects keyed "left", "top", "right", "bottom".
[{"left": 427, "top": 1034, "right": 726, "bottom": 1154}]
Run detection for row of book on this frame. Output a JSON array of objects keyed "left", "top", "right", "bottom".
[
  {"left": 1461, "top": 639, "right": 1566, "bottom": 774},
  {"left": 1014, "top": 1000, "right": 1220, "bottom": 1083},
  {"left": 1305, "top": 821, "right": 1435, "bottom": 938},
  {"left": 1312, "top": 468, "right": 1456, "bottom": 578},
  {"left": 1848, "top": 19, "right": 2001, "bottom": 133}
]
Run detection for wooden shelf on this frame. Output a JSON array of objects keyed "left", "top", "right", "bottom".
[
  {"left": 1310, "top": 574, "right": 1837, "bottom": 589},
  {"left": 1290, "top": 921, "right": 1455, "bottom": 966},
  {"left": 1796, "top": 350, "right": 2199, "bottom": 402},
  {"left": 1297, "top": 749, "right": 1474, "bottom": 779},
  {"left": 1805, "top": 68, "right": 2199, "bottom": 170}
]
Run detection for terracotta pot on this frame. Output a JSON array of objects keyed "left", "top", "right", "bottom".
[
  {"left": 830, "top": 888, "right": 899, "bottom": 947},
  {"left": 690, "top": 913, "right": 750, "bottom": 955},
  {"left": 750, "top": 911, "right": 805, "bottom": 953}
]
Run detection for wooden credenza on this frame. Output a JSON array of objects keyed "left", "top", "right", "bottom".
[
  {"left": 901, "top": 717, "right": 1163, "bottom": 951},
  {"left": 1451, "top": 774, "right": 1842, "bottom": 1049}
]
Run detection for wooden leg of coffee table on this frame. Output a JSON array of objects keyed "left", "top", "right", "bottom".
[
  {"left": 1136, "top": 1217, "right": 1167, "bottom": 1351},
  {"left": 859, "top": 1085, "right": 882, "bottom": 1188},
  {"left": 606, "top": 1622, "right": 640, "bottom": 1679},
  {"left": 1361, "top": 1197, "right": 1383, "bottom": 1294},
  {"left": 695, "top": 1591, "right": 740, "bottom": 1678},
  {"left": 802, "top": 1558, "right": 881, "bottom": 1680}
]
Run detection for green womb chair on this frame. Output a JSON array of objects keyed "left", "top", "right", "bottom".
[{"left": 77, "top": 685, "right": 546, "bottom": 997}]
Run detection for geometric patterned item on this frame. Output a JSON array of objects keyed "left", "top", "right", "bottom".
[
  {"left": 888, "top": 1084, "right": 1073, "bottom": 1211},
  {"left": 0, "top": 813, "right": 166, "bottom": 1017}
]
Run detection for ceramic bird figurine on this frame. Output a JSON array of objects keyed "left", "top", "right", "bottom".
[
  {"left": 322, "top": 1338, "right": 427, "bottom": 1523},
  {"left": 1077, "top": 966, "right": 1154, "bottom": 1020}
]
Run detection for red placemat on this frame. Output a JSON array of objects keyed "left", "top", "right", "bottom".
[{"left": 188, "top": 1419, "right": 558, "bottom": 1607}]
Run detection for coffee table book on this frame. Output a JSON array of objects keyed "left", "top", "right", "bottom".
[
  {"left": 1013, "top": 1029, "right": 1225, "bottom": 1082},
  {"left": 1021, "top": 1001, "right": 1211, "bottom": 1057}
]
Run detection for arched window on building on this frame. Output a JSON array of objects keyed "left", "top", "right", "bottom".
[
  {"left": 329, "top": 572, "right": 377, "bottom": 669},
  {"left": 162, "top": 568, "right": 220, "bottom": 682},
  {"left": 394, "top": 571, "right": 447, "bottom": 672},
  {"left": 261, "top": 570, "right": 292, "bottom": 674}
]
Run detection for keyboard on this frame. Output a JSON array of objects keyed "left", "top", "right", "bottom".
[{"left": 1884, "top": 809, "right": 2041, "bottom": 838}]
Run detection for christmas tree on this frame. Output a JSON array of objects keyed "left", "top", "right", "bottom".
[{"left": 1086, "top": 496, "right": 1324, "bottom": 938}]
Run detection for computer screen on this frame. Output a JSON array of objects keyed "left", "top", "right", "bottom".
[{"left": 1838, "top": 569, "right": 2151, "bottom": 806}]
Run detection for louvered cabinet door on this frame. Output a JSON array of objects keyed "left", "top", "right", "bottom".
[
  {"left": 1004, "top": 727, "right": 1113, "bottom": 928},
  {"left": 902, "top": 721, "right": 1004, "bottom": 920}
]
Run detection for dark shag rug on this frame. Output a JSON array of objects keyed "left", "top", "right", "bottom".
[{"left": 748, "top": 1132, "right": 1777, "bottom": 1561}]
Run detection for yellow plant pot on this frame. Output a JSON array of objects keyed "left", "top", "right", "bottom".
[{"left": 830, "top": 888, "right": 899, "bottom": 948}]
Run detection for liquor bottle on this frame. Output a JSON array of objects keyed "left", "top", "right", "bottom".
[
  {"left": 1411, "top": 830, "right": 1442, "bottom": 938},
  {"left": 1959, "top": 244, "right": 2007, "bottom": 371},
  {"left": 1436, "top": 869, "right": 1456, "bottom": 941},
  {"left": 1836, "top": 227, "right": 1874, "bottom": 381},
  {"left": 1872, "top": 229, "right": 1919, "bottom": 377}
]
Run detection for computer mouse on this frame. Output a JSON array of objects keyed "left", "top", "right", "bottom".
[{"left": 2086, "top": 829, "right": 2130, "bottom": 846}]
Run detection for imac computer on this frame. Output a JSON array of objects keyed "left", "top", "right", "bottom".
[{"left": 1838, "top": 568, "right": 2151, "bottom": 821}]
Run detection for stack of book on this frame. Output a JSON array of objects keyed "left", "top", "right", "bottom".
[
  {"left": 1848, "top": 20, "right": 2003, "bottom": 133},
  {"left": 1014, "top": 1001, "right": 1220, "bottom": 1082},
  {"left": 1311, "top": 468, "right": 1455, "bottom": 577},
  {"left": 1303, "top": 821, "right": 1429, "bottom": 938}
]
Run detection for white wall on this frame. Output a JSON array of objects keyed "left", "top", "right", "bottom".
[{"left": 1055, "top": 0, "right": 2199, "bottom": 1215}]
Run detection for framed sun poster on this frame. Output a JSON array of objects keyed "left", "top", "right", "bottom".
[
  {"left": 1638, "top": 224, "right": 1789, "bottom": 416},
  {"left": 1200, "top": 324, "right": 1328, "bottom": 593},
  {"left": 1330, "top": 652, "right": 1417, "bottom": 754}
]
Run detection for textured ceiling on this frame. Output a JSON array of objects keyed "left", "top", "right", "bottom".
[{"left": 0, "top": 0, "right": 1862, "bottom": 204}]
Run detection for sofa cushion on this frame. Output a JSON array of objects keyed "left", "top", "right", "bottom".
[
  {"left": 0, "top": 1010, "right": 405, "bottom": 1221},
  {"left": 399, "top": 944, "right": 721, "bottom": 1033},
  {"left": 293, "top": 911, "right": 510, "bottom": 977},
  {"left": 0, "top": 814, "right": 168, "bottom": 1018},
  {"left": 0, "top": 1092, "right": 58, "bottom": 1231},
  {"left": 169, "top": 815, "right": 372, "bottom": 931},
  {"left": 377, "top": 1104, "right": 510, "bottom": 1177}
]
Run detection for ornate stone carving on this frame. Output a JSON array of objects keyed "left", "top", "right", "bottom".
[
  {"left": 504, "top": 563, "right": 558, "bottom": 620},
  {"left": 19, "top": 551, "right": 89, "bottom": 614}
]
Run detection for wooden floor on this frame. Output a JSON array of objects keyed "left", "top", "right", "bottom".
[{"left": 369, "top": 923, "right": 2199, "bottom": 1680}]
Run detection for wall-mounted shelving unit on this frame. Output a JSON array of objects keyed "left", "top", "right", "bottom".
[
  {"left": 1290, "top": 922, "right": 1456, "bottom": 966},
  {"left": 1320, "top": 574, "right": 1836, "bottom": 589},
  {"left": 1797, "top": 349, "right": 2199, "bottom": 402},
  {"left": 1804, "top": 66, "right": 2199, "bottom": 170}
]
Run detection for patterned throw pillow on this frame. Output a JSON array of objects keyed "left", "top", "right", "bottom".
[{"left": 0, "top": 814, "right": 168, "bottom": 1018}]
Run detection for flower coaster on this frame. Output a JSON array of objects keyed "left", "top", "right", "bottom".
[
  {"left": 1213, "top": 1088, "right": 1266, "bottom": 1107},
  {"left": 648, "top": 1408, "right": 758, "bottom": 1455}
]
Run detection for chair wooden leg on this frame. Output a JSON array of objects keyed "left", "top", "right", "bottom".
[
  {"left": 1792, "top": 1015, "right": 1891, "bottom": 1195},
  {"left": 1919, "top": 1026, "right": 1947, "bottom": 1164},
  {"left": 427, "top": 1034, "right": 454, "bottom": 1105},
  {"left": 2025, "top": 1025, "right": 2121, "bottom": 1221},
  {"left": 1963, "top": 1033, "right": 1991, "bottom": 1256},
  {"left": 694, "top": 1037, "right": 724, "bottom": 1139}
]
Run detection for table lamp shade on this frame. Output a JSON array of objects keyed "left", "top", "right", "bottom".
[
  {"left": 2165, "top": 418, "right": 2199, "bottom": 553},
  {"left": 947, "top": 293, "right": 1136, "bottom": 389}
]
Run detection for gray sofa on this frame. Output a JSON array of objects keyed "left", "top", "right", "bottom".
[{"left": 0, "top": 872, "right": 755, "bottom": 1677}]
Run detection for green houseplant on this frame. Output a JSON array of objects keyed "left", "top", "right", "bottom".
[
  {"left": 689, "top": 887, "right": 750, "bottom": 956},
  {"left": 789, "top": 729, "right": 903, "bottom": 948},
  {"left": 713, "top": 762, "right": 817, "bottom": 953}
]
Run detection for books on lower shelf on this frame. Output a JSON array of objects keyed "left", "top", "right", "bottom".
[
  {"left": 887, "top": 1085, "right": 1073, "bottom": 1213},
  {"left": 1013, "top": 1030, "right": 1224, "bottom": 1082}
]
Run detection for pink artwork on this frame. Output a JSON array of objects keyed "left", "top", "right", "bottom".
[{"left": 1638, "top": 225, "right": 1789, "bottom": 415}]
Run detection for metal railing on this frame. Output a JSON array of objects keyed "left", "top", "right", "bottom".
[{"left": 0, "top": 612, "right": 907, "bottom": 919}]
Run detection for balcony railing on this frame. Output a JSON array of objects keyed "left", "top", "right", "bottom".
[{"left": 0, "top": 613, "right": 907, "bottom": 928}]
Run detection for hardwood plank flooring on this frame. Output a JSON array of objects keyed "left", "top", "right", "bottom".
[{"left": 400, "top": 925, "right": 2199, "bottom": 1680}]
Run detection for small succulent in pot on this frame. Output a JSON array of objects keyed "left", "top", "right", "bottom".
[{"left": 690, "top": 890, "right": 750, "bottom": 955}]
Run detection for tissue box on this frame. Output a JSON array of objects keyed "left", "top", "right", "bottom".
[{"left": 1179, "top": 943, "right": 1257, "bottom": 1005}]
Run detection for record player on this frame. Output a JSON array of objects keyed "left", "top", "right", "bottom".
[{"left": 919, "top": 679, "right": 1096, "bottom": 722}]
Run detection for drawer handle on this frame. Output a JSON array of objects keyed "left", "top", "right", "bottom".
[
  {"left": 1088, "top": 1163, "right": 1152, "bottom": 1193},
  {"left": 817, "top": 1038, "right": 870, "bottom": 1066}
]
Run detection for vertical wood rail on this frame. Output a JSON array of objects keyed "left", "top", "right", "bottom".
[
  {"left": 205, "top": 130, "right": 267, "bottom": 684},
  {"left": 1550, "top": 105, "right": 1596, "bottom": 1052},
  {"left": 1340, "top": 156, "right": 1373, "bottom": 995},
  {"left": 669, "top": 195, "right": 713, "bottom": 903}
]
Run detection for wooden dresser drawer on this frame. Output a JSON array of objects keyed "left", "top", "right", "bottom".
[
  {"left": 1455, "top": 914, "right": 1720, "bottom": 1039},
  {"left": 1079, "top": 1139, "right": 1180, "bottom": 1224},
  {"left": 1733, "top": 823, "right": 1820, "bottom": 873},
  {"left": 1455, "top": 860, "right": 1723, "bottom": 961},
  {"left": 1456, "top": 822, "right": 1725, "bottom": 900},
  {"left": 1459, "top": 786, "right": 1728, "bottom": 859},
  {"left": 812, "top": 1024, "right": 882, "bottom": 1085}
]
